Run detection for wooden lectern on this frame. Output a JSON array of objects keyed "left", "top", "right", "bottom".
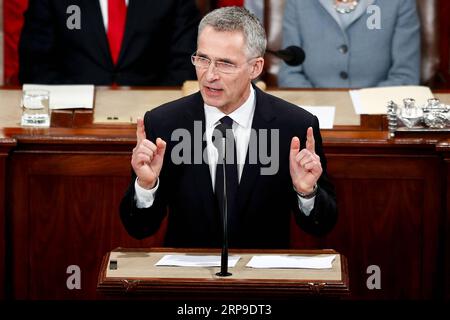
[{"left": 97, "top": 248, "right": 350, "bottom": 300}]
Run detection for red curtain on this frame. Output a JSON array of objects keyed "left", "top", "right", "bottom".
[
  {"left": 217, "top": 0, "right": 244, "bottom": 7},
  {"left": 4, "top": 0, "right": 29, "bottom": 85}
]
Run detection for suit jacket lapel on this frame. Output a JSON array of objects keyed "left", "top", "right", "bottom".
[
  {"left": 318, "top": 0, "right": 345, "bottom": 30},
  {"left": 236, "top": 85, "right": 276, "bottom": 218},
  {"left": 345, "top": 0, "right": 376, "bottom": 29},
  {"left": 83, "top": 0, "right": 112, "bottom": 68},
  {"left": 184, "top": 93, "right": 218, "bottom": 227}
]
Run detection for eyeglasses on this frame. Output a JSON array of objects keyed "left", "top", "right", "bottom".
[{"left": 191, "top": 53, "right": 257, "bottom": 74}]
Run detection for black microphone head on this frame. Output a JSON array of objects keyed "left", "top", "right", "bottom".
[{"left": 283, "top": 46, "right": 305, "bottom": 66}]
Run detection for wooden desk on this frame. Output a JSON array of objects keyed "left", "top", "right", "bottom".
[
  {"left": 0, "top": 87, "right": 448, "bottom": 300},
  {"left": 97, "top": 248, "right": 349, "bottom": 299}
]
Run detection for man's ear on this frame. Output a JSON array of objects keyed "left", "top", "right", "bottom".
[{"left": 250, "top": 57, "right": 265, "bottom": 80}]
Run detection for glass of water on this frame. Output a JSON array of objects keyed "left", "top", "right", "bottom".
[{"left": 21, "top": 89, "right": 50, "bottom": 127}]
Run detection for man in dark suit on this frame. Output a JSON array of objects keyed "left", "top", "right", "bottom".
[
  {"left": 120, "top": 6, "right": 337, "bottom": 248},
  {"left": 19, "top": 0, "right": 199, "bottom": 86}
]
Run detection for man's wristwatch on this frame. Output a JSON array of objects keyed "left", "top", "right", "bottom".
[{"left": 295, "top": 184, "right": 318, "bottom": 199}]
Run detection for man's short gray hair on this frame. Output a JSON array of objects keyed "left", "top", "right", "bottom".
[{"left": 198, "top": 6, "right": 267, "bottom": 58}]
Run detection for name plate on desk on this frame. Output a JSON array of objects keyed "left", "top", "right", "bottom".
[{"left": 93, "top": 89, "right": 183, "bottom": 124}]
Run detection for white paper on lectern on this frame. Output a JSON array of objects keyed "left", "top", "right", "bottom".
[
  {"left": 349, "top": 86, "right": 434, "bottom": 115},
  {"left": 300, "top": 106, "right": 335, "bottom": 129},
  {"left": 246, "top": 255, "right": 336, "bottom": 269},
  {"left": 155, "top": 255, "right": 241, "bottom": 267},
  {"left": 23, "top": 84, "right": 95, "bottom": 109}
]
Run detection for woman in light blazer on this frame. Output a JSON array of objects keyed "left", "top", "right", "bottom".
[{"left": 279, "top": 0, "right": 421, "bottom": 88}]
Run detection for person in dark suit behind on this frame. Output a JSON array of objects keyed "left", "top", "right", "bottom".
[
  {"left": 19, "top": 0, "right": 200, "bottom": 86},
  {"left": 120, "top": 6, "right": 337, "bottom": 249}
]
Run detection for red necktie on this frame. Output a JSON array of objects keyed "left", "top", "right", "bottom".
[
  {"left": 217, "top": 0, "right": 244, "bottom": 7},
  {"left": 107, "top": 0, "right": 127, "bottom": 65}
]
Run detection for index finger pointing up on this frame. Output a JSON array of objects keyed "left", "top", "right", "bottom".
[
  {"left": 136, "top": 117, "right": 146, "bottom": 143},
  {"left": 306, "top": 127, "right": 315, "bottom": 153}
]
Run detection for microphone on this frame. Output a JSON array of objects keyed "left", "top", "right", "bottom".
[{"left": 266, "top": 46, "right": 305, "bottom": 66}]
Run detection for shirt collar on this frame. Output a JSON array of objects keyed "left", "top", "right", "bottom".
[{"left": 204, "top": 85, "right": 256, "bottom": 129}]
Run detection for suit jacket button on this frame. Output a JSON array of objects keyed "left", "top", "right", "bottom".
[
  {"left": 339, "top": 45, "right": 348, "bottom": 54},
  {"left": 340, "top": 71, "right": 349, "bottom": 79}
]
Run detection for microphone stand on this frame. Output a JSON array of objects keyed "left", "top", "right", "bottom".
[{"left": 216, "top": 135, "right": 232, "bottom": 277}]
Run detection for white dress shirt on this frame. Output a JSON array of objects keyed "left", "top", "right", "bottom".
[
  {"left": 99, "top": 0, "right": 130, "bottom": 30},
  {"left": 134, "top": 85, "right": 315, "bottom": 215}
]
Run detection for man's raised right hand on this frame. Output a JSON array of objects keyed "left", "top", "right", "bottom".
[{"left": 131, "top": 117, "right": 166, "bottom": 189}]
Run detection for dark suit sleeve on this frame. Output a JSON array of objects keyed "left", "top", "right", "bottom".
[
  {"left": 161, "top": 0, "right": 199, "bottom": 85},
  {"left": 19, "top": 0, "right": 64, "bottom": 84},
  {"left": 291, "top": 116, "right": 338, "bottom": 236},
  {"left": 119, "top": 111, "right": 169, "bottom": 240}
]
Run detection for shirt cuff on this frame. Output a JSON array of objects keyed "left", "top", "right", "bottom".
[
  {"left": 134, "top": 178, "right": 159, "bottom": 208},
  {"left": 297, "top": 194, "right": 315, "bottom": 216}
]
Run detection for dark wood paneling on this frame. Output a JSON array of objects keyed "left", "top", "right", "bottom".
[
  {"left": 0, "top": 155, "right": 5, "bottom": 300},
  {"left": 10, "top": 152, "right": 166, "bottom": 299},
  {"left": 291, "top": 151, "right": 443, "bottom": 299},
  {"left": 437, "top": 140, "right": 450, "bottom": 300},
  {"left": 446, "top": 154, "right": 450, "bottom": 301},
  {"left": 0, "top": 139, "right": 15, "bottom": 300},
  {"left": 0, "top": 155, "right": 6, "bottom": 300}
]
